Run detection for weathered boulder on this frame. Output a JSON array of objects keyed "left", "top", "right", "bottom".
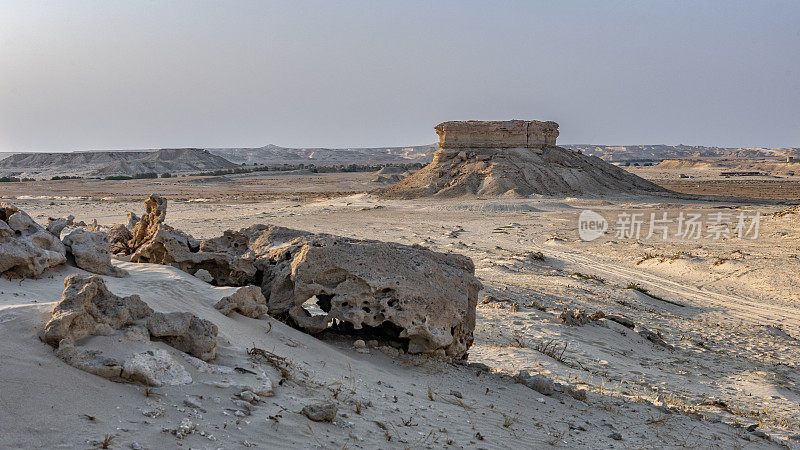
[
  {"left": 214, "top": 286, "right": 269, "bottom": 318},
  {"left": 42, "top": 274, "right": 153, "bottom": 347},
  {"left": 257, "top": 232, "right": 482, "bottom": 357},
  {"left": 62, "top": 229, "right": 128, "bottom": 277},
  {"left": 147, "top": 312, "right": 218, "bottom": 361},
  {"left": 0, "top": 203, "right": 67, "bottom": 277},
  {"left": 435, "top": 120, "right": 559, "bottom": 149}
]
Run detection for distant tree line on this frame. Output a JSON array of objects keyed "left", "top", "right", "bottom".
[{"left": 0, "top": 176, "right": 34, "bottom": 182}]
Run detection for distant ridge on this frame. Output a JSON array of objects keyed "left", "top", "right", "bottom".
[
  {"left": 207, "top": 144, "right": 436, "bottom": 165},
  {"left": 0, "top": 148, "right": 237, "bottom": 178}
]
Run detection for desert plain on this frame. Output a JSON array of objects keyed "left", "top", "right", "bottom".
[{"left": 1, "top": 164, "right": 799, "bottom": 449}]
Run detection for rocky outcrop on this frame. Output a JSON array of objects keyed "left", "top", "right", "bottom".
[
  {"left": 214, "top": 286, "right": 269, "bottom": 318},
  {"left": 435, "top": 120, "right": 559, "bottom": 149},
  {"left": 129, "top": 194, "right": 167, "bottom": 251},
  {"left": 42, "top": 275, "right": 153, "bottom": 346},
  {"left": 62, "top": 229, "right": 128, "bottom": 277},
  {"left": 43, "top": 275, "right": 218, "bottom": 385},
  {"left": 0, "top": 204, "right": 67, "bottom": 277},
  {"left": 380, "top": 120, "right": 668, "bottom": 199},
  {"left": 118, "top": 196, "right": 482, "bottom": 358}
]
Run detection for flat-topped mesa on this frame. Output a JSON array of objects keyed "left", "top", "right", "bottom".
[{"left": 434, "top": 120, "right": 559, "bottom": 149}]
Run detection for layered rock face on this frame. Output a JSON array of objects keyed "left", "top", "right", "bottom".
[
  {"left": 435, "top": 120, "right": 559, "bottom": 149},
  {"left": 42, "top": 275, "right": 218, "bottom": 385},
  {"left": 115, "top": 196, "right": 481, "bottom": 357},
  {"left": 0, "top": 203, "right": 67, "bottom": 277},
  {"left": 381, "top": 120, "right": 668, "bottom": 198}
]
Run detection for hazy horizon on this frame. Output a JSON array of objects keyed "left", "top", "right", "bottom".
[{"left": 2, "top": 0, "right": 798, "bottom": 153}]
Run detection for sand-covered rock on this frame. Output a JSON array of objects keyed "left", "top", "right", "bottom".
[
  {"left": 42, "top": 274, "right": 153, "bottom": 346},
  {"left": 121, "top": 349, "right": 193, "bottom": 386},
  {"left": 380, "top": 120, "right": 667, "bottom": 198},
  {"left": 62, "top": 229, "right": 128, "bottom": 277},
  {"left": 0, "top": 203, "right": 67, "bottom": 277},
  {"left": 214, "top": 285, "right": 269, "bottom": 318},
  {"left": 147, "top": 312, "right": 218, "bottom": 361},
  {"left": 43, "top": 274, "right": 218, "bottom": 385}
]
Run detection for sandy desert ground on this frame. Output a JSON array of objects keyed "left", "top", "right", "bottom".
[{"left": 1, "top": 170, "right": 799, "bottom": 449}]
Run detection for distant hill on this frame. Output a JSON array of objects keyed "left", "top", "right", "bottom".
[
  {"left": 563, "top": 144, "right": 799, "bottom": 161},
  {"left": 207, "top": 144, "right": 437, "bottom": 165},
  {"left": 0, "top": 148, "right": 237, "bottom": 178}
]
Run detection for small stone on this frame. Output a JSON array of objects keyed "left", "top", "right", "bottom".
[
  {"left": 518, "top": 373, "right": 555, "bottom": 396},
  {"left": 367, "top": 340, "right": 379, "bottom": 347},
  {"left": 183, "top": 396, "right": 202, "bottom": 410},
  {"left": 194, "top": 269, "right": 213, "bottom": 282},
  {"left": 130, "top": 442, "right": 143, "bottom": 450},
  {"left": 564, "top": 386, "right": 587, "bottom": 401},
  {"left": 609, "top": 432, "right": 622, "bottom": 440},
  {"left": 302, "top": 402, "right": 337, "bottom": 422},
  {"left": 353, "top": 339, "right": 367, "bottom": 349}
]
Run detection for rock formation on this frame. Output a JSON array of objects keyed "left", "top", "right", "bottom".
[
  {"left": 62, "top": 229, "right": 128, "bottom": 277},
  {"left": 42, "top": 275, "right": 153, "bottom": 347},
  {"left": 260, "top": 232, "right": 482, "bottom": 357},
  {"left": 0, "top": 203, "right": 67, "bottom": 277},
  {"left": 116, "top": 196, "right": 482, "bottom": 358},
  {"left": 43, "top": 275, "right": 219, "bottom": 385},
  {"left": 380, "top": 120, "right": 668, "bottom": 198},
  {"left": 435, "top": 120, "right": 559, "bottom": 149}
]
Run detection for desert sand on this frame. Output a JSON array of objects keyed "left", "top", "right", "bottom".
[{"left": 1, "top": 182, "right": 799, "bottom": 448}]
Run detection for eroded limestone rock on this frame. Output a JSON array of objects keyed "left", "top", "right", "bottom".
[
  {"left": 62, "top": 229, "right": 128, "bottom": 277},
  {"left": 42, "top": 274, "right": 152, "bottom": 346},
  {"left": 107, "top": 224, "right": 133, "bottom": 255},
  {"left": 43, "top": 275, "right": 218, "bottom": 385},
  {"left": 147, "top": 312, "right": 218, "bottom": 361},
  {"left": 118, "top": 196, "right": 481, "bottom": 358},
  {"left": 258, "top": 232, "right": 482, "bottom": 357},
  {"left": 46, "top": 215, "right": 73, "bottom": 237},
  {"left": 0, "top": 203, "right": 66, "bottom": 277},
  {"left": 214, "top": 285, "right": 269, "bottom": 318}
]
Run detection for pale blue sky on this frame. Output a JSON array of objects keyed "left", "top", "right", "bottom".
[{"left": 1, "top": 0, "right": 798, "bottom": 151}]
